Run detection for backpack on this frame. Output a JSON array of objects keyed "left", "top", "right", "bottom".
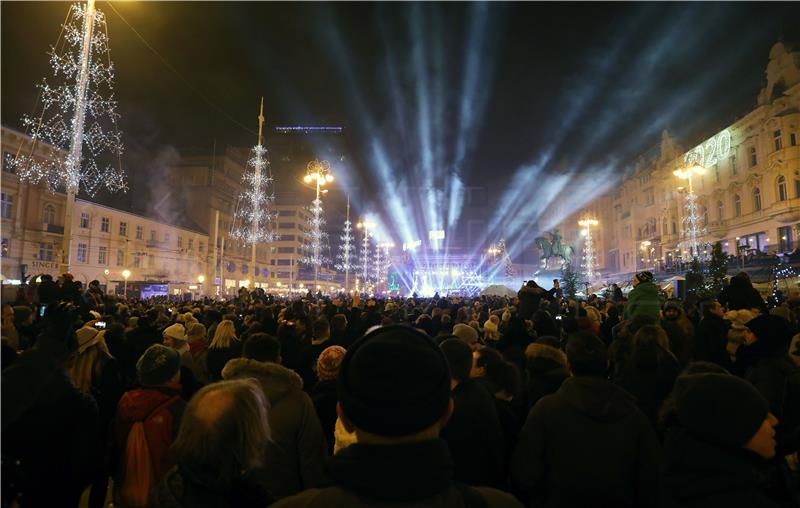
[{"left": 115, "top": 395, "right": 179, "bottom": 508}]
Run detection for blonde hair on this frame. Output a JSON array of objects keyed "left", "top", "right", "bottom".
[
  {"left": 210, "top": 320, "right": 238, "bottom": 349},
  {"left": 69, "top": 334, "right": 112, "bottom": 393}
]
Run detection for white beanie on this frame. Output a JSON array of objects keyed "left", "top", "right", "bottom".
[{"left": 163, "top": 323, "right": 187, "bottom": 342}]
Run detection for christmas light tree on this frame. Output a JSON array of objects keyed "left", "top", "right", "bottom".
[
  {"left": 7, "top": 0, "right": 126, "bottom": 272},
  {"left": 578, "top": 218, "right": 599, "bottom": 281},
  {"left": 498, "top": 238, "right": 514, "bottom": 280},
  {"left": 300, "top": 160, "right": 334, "bottom": 285},
  {"left": 336, "top": 197, "right": 354, "bottom": 291}
]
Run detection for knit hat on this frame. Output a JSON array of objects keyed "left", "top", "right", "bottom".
[
  {"left": 163, "top": 323, "right": 187, "bottom": 342},
  {"left": 674, "top": 373, "right": 768, "bottom": 448},
  {"left": 186, "top": 322, "right": 207, "bottom": 342},
  {"left": 136, "top": 344, "right": 181, "bottom": 386},
  {"left": 725, "top": 309, "right": 758, "bottom": 330},
  {"left": 452, "top": 323, "right": 479, "bottom": 345},
  {"left": 338, "top": 325, "right": 451, "bottom": 437},
  {"left": 745, "top": 315, "right": 793, "bottom": 352},
  {"left": 633, "top": 271, "right": 654, "bottom": 286},
  {"left": 316, "top": 345, "right": 347, "bottom": 381}
]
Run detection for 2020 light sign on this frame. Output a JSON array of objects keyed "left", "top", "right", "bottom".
[{"left": 683, "top": 129, "right": 731, "bottom": 168}]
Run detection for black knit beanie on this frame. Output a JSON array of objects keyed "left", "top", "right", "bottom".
[
  {"left": 674, "top": 373, "right": 768, "bottom": 448},
  {"left": 338, "top": 325, "right": 452, "bottom": 437}
]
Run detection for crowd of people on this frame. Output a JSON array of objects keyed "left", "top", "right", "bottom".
[{"left": 2, "top": 269, "right": 800, "bottom": 507}]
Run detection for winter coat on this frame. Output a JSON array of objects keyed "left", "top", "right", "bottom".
[
  {"left": 2, "top": 345, "right": 100, "bottom": 508},
  {"left": 662, "top": 318, "right": 695, "bottom": 367},
  {"left": 623, "top": 282, "right": 661, "bottom": 321},
  {"left": 125, "top": 324, "right": 161, "bottom": 379},
  {"left": 113, "top": 383, "right": 186, "bottom": 487},
  {"left": 310, "top": 379, "right": 338, "bottom": 455},
  {"left": 152, "top": 465, "right": 274, "bottom": 508},
  {"left": 222, "top": 358, "right": 327, "bottom": 499},
  {"left": 614, "top": 344, "right": 680, "bottom": 427},
  {"left": 36, "top": 280, "right": 60, "bottom": 305},
  {"left": 744, "top": 353, "right": 800, "bottom": 455},
  {"left": 206, "top": 341, "right": 242, "bottom": 382},
  {"left": 525, "top": 346, "right": 569, "bottom": 410},
  {"left": 511, "top": 376, "right": 660, "bottom": 508},
  {"left": 518, "top": 286, "right": 546, "bottom": 321},
  {"left": 719, "top": 279, "right": 765, "bottom": 312},
  {"left": 270, "top": 439, "right": 522, "bottom": 508},
  {"left": 661, "top": 429, "right": 784, "bottom": 508},
  {"left": 440, "top": 378, "right": 507, "bottom": 489},
  {"left": 694, "top": 315, "right": 732, "bottom": 370}
]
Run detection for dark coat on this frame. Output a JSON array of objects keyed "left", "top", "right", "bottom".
[
  {"left": 440, "top": 378, "right": 506, "bottom": 489},
  {"left": 661, "top": 429, "right": 784, "bottom": 508},
  {"left": 614, "top": 344, "right": 680, "bottom": 427},
  {"left": 694, "top": 315, "right": 732, "bottom": 370},
  {"left": 2, "top": 345, "right": 100, "bottom": 508},
  {"left": 511, "top": 376, "right": 660, "bottom": 508},
  {"left": 126, "top": 323, "right": 161, "bottom": 377},
  {"left": 222, "top": 358, "right": 327, "bottom": 499},
  {"left": 310, "top": 379, "right": 338, "bottom": 455},
  {"left": 36, "top": 280, "right": 60, "bottom": 305},
  {"left": 525, "top": 347, "right": 569, "bottom": 410},
  {"left": 518, "top": 286, "right": 546, "bottom": 321},
  {"left": 718, "top": 279, "right": 765, "bottom": 311},
  {"left": 152, "top": 465, "right": 274, "bottom": 508},
  {"left": 205, "top": 341, "right": 242, "bottom": 382},
  {"left": 269, "top": 439, "right": 522, "bottom": 508},
  {"left": 744, "top": 353, "right": 800, "bottom": 455}
]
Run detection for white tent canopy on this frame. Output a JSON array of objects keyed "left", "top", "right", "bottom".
[{"left": 480, "top": 284, "right": 517, "bottom": 298}]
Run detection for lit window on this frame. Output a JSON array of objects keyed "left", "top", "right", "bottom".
[
  {"left": 98, "top": 246, "right": 107, "bottom": 265},
  {"left": 778, "top": 176, "right": 787, "bottom": 201},
  {"left": 39, "top": 243, "right": 54, "bottom": 261},
  {"left": 77, "top": 243, "right": 88, "bottom": 263}
]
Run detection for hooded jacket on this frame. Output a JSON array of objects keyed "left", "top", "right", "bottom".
[
  {"left": 623, "top": 281, "right": 661, "bottom": 321},
  {"left": 221, "top": 358, "right": 327, "bottom": 499},
  {"left": 518, "top": 285, "right": 546, "bottom": 321},
  {"left": 524, "top": 343, "right": 569, "bottom": 410},
  {"left": 511, "top": 376, "right": 660, "bottom": 508},
  {"left": 270, "top": 439, "right": 522, "bottom": 508}
]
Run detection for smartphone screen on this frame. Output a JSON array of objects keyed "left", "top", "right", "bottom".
[
  {"left": 39, "top": 305, "right": 48, "bottom": 318},
  {"left": 93, "top": 321, "right": 106, "bottom": 329}
]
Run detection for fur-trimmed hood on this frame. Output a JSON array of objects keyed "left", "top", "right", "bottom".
[
  {"left": 221, "top": 357, "right": 303, "bottom": 404},
  {"left": 525, "top": 343, "right": 567, "bottom": 367}
]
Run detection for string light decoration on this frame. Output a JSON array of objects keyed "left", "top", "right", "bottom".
[
  {"left": 674, "top": 164, "right": 707, "bottom": 261},
  {"left": 336, "top": 197, "right": 354, "bottom": 291},
  {"left": 356, "top": 219, "right": 375, "bottom": 283},
  {"left": 230, "top": 99, "right": 277, "bottom": 286},
  {"left": 7, "top": 1, "right": 126, "bottom": 196},
  {"left": 578, "top": 217, "right": 599, "bottom": 281},
  {"left": 497, "top": 239, "right": 514, "bottom": 280},
  {"left": 300, "top": 160, "right": 334, "bottom": 285},
  {"left": 771, "top": 262, "right": 796, "bottom": 304}
]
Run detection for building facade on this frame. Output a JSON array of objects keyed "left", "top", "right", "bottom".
[{"left": 550, "top": 42, "right": 800, "bottom": 280}]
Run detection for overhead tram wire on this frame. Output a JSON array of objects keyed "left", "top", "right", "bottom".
[{"left": 104, "top": 1, "right": 257, "bottom": 137}]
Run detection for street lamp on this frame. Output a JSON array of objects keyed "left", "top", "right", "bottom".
[
  {"left": 674, "top": 162, "right": 706, "bottom": 260},
  {"left": 356, "top": 219, "right": 375, "bottom": 282},
  {"left": 640, "top": 240, "right": 652, "bottom": 270},
  {"left": 122, "top": 269, "right": 130, "bottom": 300},
  {"left": 578, "top": 217, "right": 599, "bottom": 281},
  {"left": 197, "top": 274, "right": 205, "bottom": 298},
  {"left": 103, "top": 268, "right": 110, "bottom": 294},
  {"left": 303, "top": 160, "right": 334, "bottom": 287}
]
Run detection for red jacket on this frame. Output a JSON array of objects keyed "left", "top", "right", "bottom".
[{"left": 114, "top": 383, "right": 185, "bottom": 484}]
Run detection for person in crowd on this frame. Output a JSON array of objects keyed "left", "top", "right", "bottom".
[
  {"left": 185, "top": 321, "right": 209, "bottom": 384},
  {"left": 661, "top": 300, "right": 695, "bottom": 367},
  {"left": 221, "top": 332, "right": 326, "bottom": 499},
  {"left": 518, "top": 281, "right": 546, "bottom": 321},
  {"left": 2, "top": 302, "right": 20, "bottom": 350},
  {"left": 694, "top": 299, "right": 732, "bottom": 369},
  {"left": 113, "top": 344, "right": 186, "bottom": 507},
  {"left": 615, "top": 325, "right": 680, "bottom": 427},
  {"left": 2, "top": 303, "right": 100, "bottom": 508},
  {"left": 311, "top": 345, "right": 347, "bottom": 455},
  {"left": 623, "top": 271, "right": 661, "bottom": 321},
  {"left": 512, "top": 331, "right": 660, "bottom": 508},
  {"left": 660, "top": 373, "right": 790, "bottom": 507},
  {"left": 126, "top": 309, "right": 161, "bottom": 382},
  {"left": 599, "top": 303, "right": 621, "bottom": 346},
  {"left": 276, "top": 314, "right": 312, "bottom": 376},
  {"left": 162, "top": 323, "right": 202, "bottom": 400},
  {"left": 524, "top": 340, "right": 570, "bottom": 410},
  {"left": 206, "top": 319, "right": 242, "bottom": 382},
  {"left": 299, "top": 317, "right": 333, "bottom": 389},
  {"left": 439, "top": 338, "right": 507, "bottom": 489},
  {"left": 484, "top": 314, "right": 501, "bottom": 342},
  {"left": 83, "top": 280, "right": 105, "bottom": 310},
  {"left": 36, "top": 273, "right": 60, "bottom": 305},
  {"left": 452, "top": 322, "right": 482, "bottom": 350},
  {"left": 13, "top": 305, "right": 38, "bottom": 350},
  {"left": 271, "top": 325, "right": 522, "bottom": 507},
  {"left": 718, "top": 271, "right": 766, "bottom": 312},
  {"left": 152, "top": 379, "right": 273, "bottom": 508},
  {"left": 736, "top": 315, "right": 800, "bottom": 457}
]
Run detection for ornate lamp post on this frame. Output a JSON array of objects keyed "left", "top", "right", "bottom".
[
  {"left": 303, "top": 159, "right": 334, "bottom": 288},
  {"left": 578, "top": 217, "right": 599, "bottom": 281},
  {"left": 673, "top": 163, "right": 706, "bottom": 260},
  {"left": 122, "top": 269, "right": 130, "bottom": 300}
]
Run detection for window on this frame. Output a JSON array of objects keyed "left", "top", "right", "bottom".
[
  {"left": 778, "top": 176, "right": 788, "bottom": 201},
  {"left": 717, "top": 201, "right": 724, "bottom": 222},
  {"left": 672, "top": 221, "right": 677, "bottom": 234},
  {"left": 188, "top": 238, "right": 194, "bottom": 250},
  {"left": 774, "top": 130, "right": 783, "bottom": 151},
  {"left": 753, "top": 188, "right": 762, "bottom": 211},
  {"left": 1, "top": 193, "right": 13, "bottom": 219},
  {"left": 278, "top": 210, "right": 297, "bottom": 216},
  {"left": 136, "top": 225, "right": 143, "bottom": 240},
  {"left": 177, "top": 236, "right": 183, "bottom": 248},
  {"left": 731, "top": 155, "right": 737, "bottom": 175},
  {"left": 734, "top": 194, "right": 742, "bottom": 217},
  {"left": 791, "top": 133, "right": 797, "bottom": 147},
  {"left": 1, "top": 238, "right": 9, "bottom": 257},
  {"left": 164, "top": 232, "right": 170, "bottom": 243},
  {"left": 749, "top": 147, "right": 757, "bottom": 167},
  {"left": 278, "top": 222, "right": 295, "bottom": 229},
  {"left": 277, "top": 247, "right": 295, "bottom": 254},
  {"left": 100, "top": 217, "right": 110, "bottom": 232},
  {"left": 779, "top": 226, "right": 793, "bottom": 252},
  {"left": 150, "top": 230, "right": 156, "bottom": 241},
  {"left": 98, "top": 246, "right": 107, "bottom": 265},
  {"left": 77, "top": 243, "right": 88, "bottom": 263},
  {"left": 117, "top": 249, "right": 124, "bottom": 266},
  {"left": 279, "top": 234, "right": 296, "bottom": 241},
  {"left": 644, "top": 188, "right": 654, "bottom": 206},
  {"left": 43, "top": 204, "right": 56, "bottom": 224},
  {"left": 796, "top": 179, "right": 800, "bottom": 198},
  {"left": 277, "top": 259, "right": 292, "bottom": 265},
  {"left": 199, "top": 241, "right": 204, "bottom": 253},
  {"left": 80, "top": 212, "right": 90, "bottom": 229},
  {"left": 133, "top": 253, "right": 141, "bottom": 268},
  {"left": 39, "top": 243, "right": 54, "bottom": 261},
  {"left": 119, "top": 221, "right": 128, "bottom": 236}
]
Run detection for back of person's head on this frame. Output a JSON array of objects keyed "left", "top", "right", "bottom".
[
  {"left": 312, "top": 317, "right": 330, "bottom": 338},
  {"left": 331, "top": 313, "right": 347, "bottom": 331},
  {"left": 210, "top": 320, "right": 237, "bottom": 349},
  {"left": 633, "top": 324, "right": 670, "bottom": 351},
  {"left": 745, "top": 315, "right": 793, "bottom": 352},
  {"left": 440, "top": 338, "right": 472, "bottom": 382},
  {"left": 338, "top": 325, "right": 451, "bottom": 440},
  {"left": 242, "top": 333, "right": 280, "bottom": 363},
  {"left": 186, "top": 322, "right": 207, "bottom": 342},
  {"left": 174, "top": 378, "right": 270, "bottom": 486},
  {"left": 526, "top": 280, "right": 537, "bottom": 288},
  {"left": 565, "top": 332, "right": 608, "bottom": 376},
  {"left": 478, "top": 348, "right": 522, "bottom": 398},
  {"left": 628, "top": 314, "right": 659, "bottom": 335}
]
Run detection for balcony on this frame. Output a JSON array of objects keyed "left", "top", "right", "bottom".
[{"left": 43, "top": 223, "right": 64, "bottom": 234}]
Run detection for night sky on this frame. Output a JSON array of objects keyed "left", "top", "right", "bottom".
[{"left": 2, "top": 2, "right": 800, "bottom": 239}]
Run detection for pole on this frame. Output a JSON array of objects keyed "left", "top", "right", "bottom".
[
  {"left": 61, "top": 0, "right": 96, "bottom": 274},
  {"left": 212, "top": 209, "right": 219, "bottom": 298},
  {"left": 362, "top": 229, "right": 369, "bottom": 282},
  {"left": 250, "top": 98, "right": 265, "bottom": 290},
  {"left": 344, "top": 197, "right": 350, "bottom": 292},
  {"left": 314, "top": 178, "right": 320, "bottom": 286},
  {"left": 219, "top": 235, "right": 226, "bottom": 299}
]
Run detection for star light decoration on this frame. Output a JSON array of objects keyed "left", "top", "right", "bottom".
[
  {"left": 6, "top": 2, "right": 126, "bottom": 196},
  {"left": 230, "top": 143, "right": 277, "bottom": 245}
]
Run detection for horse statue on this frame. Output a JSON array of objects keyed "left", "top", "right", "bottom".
[{"left": 534, "top": 229, "right": 575, "bottom": 269}]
